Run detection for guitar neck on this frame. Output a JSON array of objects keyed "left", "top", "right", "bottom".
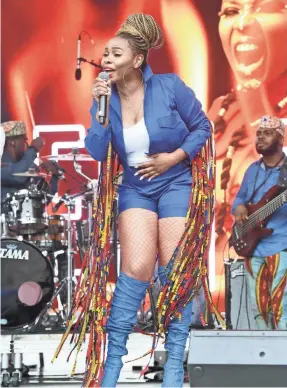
[{"left": 252, "top": 188, "right": 287, "bottom": 223}]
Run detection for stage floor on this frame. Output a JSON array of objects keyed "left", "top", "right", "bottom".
[
  {"left": 1, "top": 332, "right": 190, "bottom": 387},
  {"left": 6, "top": 378, "right": 191, "bottom": 387}
]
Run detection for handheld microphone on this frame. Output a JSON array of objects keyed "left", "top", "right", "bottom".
[
  {"left": 98, "top": 71, "right": 109, "bottom": 125},
  {"left": 75, "top": 35, "right": 82, "bottom": 81}
]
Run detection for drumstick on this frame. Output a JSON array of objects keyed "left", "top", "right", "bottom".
[
  {"left": 25, "top": 90, "right": 37, "bottom": 138},
  {"left": 25, "top": 90, "right": 43, "bottom": 165}
]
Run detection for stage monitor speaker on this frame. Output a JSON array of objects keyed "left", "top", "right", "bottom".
[
  {"left": 225, "top": 259, "right": 257, "bottom": 330},
  {"left": 187, "top": 330, "right": 287, "bottom": 387}
]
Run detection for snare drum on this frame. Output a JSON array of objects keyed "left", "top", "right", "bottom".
[
  {"left": 28, "top": 232, "right": 67, "bottom": 251},
  {"left": 47, "top": 215, "right": 66, "bottom": 234},
  {"left": 8, "top": 189, "right": 48, "bottom": 234},
  {"left": 0, "top": 238, "right": 54, "bottom": 330}
]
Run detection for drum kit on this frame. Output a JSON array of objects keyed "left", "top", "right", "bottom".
[
  {"left": 0, "top": 151, "right": 98, "bottom": 334},
  {"left": 0, "top": 149, "right": 160, "bottom": 387}
]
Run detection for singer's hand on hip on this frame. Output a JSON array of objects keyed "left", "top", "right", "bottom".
[
  {"left": 92, "top": 77, "right": 111, "bottom": 103},
  {"left": 134, "top": 153, "right": 177, "bottom": 181}
]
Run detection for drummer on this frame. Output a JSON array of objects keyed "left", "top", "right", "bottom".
[{"left": 1, "top": 121, "right": 59, "bottom": 204}]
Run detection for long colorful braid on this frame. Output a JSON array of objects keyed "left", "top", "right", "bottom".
[
  {"left": 52, "top": 124, "right": 224, "bottom": 387},
  {"left": 157, "top": 128, "right": 225, "bottom": 337},
  {"left": 52, "top": 143, "right": 120, "bottom": 387}
]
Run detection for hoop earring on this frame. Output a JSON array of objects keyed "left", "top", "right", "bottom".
[{"left": 122, "top": 66, "right": 144, "bottom": 93}]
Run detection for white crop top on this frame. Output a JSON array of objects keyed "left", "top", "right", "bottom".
[{"left": 123, "top": 118, "right": 152, "bottom": 167}]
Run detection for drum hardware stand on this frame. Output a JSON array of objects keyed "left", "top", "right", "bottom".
[
  {"left": 31, "top": 246, "right": 78, "bottom": 330},
  {"left": 10, "top": 196, "right": 19, "bottom": 220},
  {"left": 75, "top": 221, "right": 86, "bottom": 261},
  {"left": 1, "top": 353, "right": 10, "bottom": 387},
  {"left": 61, "top": 194, "right": 75, "bottom": 316},
  {"left": 137, "top": 286, "right": 158, "bottom": 333},
  {"left": 52, "top": 249, "right": 66, "bottom": 318},
  {"left": 1, "top": 214, "right": 9, "bottom": 237},
  {"left": 54, "top": 189, "right": 93, "bottom": 316},
  {"left": 85, "top": 180, "right": 97, "bottom": 235},
  {"left": 72, "top": 149, "right": 98, "bottom": 272},
  {"left": 0, "top": 335, "right": 23, "bottom": 387},
  {"left": 72, "top": 151, "right": 98, "bottom": 230},
  {"left": 51, "top": 191, "right": 77, "bottom": 317},
  {"left": 32, "top": 277, "right": 73, "bottom": 330},
  {"left": 86, "top": 181, "right": 97, "bottom": 273},
  {"left": 224, "top": 259, "right": 233, "bottom": 330}
]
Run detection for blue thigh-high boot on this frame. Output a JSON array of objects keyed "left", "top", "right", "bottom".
[
  {"left": 101, "top": 272, "right": 149, "bottom": 387},
  {"left": 158, "top": 265, "right": 193, "bottom": 388}
]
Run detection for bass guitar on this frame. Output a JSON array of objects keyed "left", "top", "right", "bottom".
[{"left": 231, "top": 184, "right": 287, "bottom": 257}]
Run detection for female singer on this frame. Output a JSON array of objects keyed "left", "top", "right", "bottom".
[{"left": 56, "top": 13, "right": 215, "bottom": 388}]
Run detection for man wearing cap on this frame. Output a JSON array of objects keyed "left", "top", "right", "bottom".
[
  {"left": 1, "top": 121, "right": 58, "bottom": 203},
  {"left": 232, "top": 115, "right": 287, "bottom": 330}
]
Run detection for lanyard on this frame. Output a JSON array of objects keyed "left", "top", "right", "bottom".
[{"left": 248, "top": 154, "right": 285, "bottom": 204}]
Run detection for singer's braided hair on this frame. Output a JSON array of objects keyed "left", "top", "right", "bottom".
[{"left": 116, "top": 13, "right": 163, "bottom": 65}]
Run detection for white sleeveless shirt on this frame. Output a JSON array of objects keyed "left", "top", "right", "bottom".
[{"left": 123, "top": 118, "right": 152, "bottom": 167}]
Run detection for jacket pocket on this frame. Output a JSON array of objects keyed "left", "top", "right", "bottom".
[{"left": 157, "top": 112, "right": 181, "bottom": 128}]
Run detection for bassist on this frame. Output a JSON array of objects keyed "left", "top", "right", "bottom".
[{"left": 232, "top": 116, "right": 287, "bottom": 330}]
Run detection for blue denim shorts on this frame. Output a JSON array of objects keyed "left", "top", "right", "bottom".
[{"left": 118, "top": 165, "right": 192, "bottom": 219}]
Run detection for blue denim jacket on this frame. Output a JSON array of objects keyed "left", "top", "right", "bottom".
[
  {"left": 85, "top": 64, "right": 211, "bottom": 169},
  {"left": 232, "top": 158, "right": 287, "bottom": 256}
]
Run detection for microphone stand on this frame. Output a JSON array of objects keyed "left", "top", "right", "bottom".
[
  {"left": 78, "top": 57, "right": 102, "bottom": 69},
  {"left": 73, "top": 152, "right": 98, "bottom": 272},
  {"left": 66, "top": 195, "right": 74, "bottom": 317},
  {"left": 56, "top": 193, "right": 75, "bottom": 317},
  {"left": 52, "top": 189, "right": 88, "bottom": 316}
]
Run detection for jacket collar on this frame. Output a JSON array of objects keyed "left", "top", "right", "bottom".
[
  {"left": 110, "top": 64, "right": 153, "bottom": 117},
  {"left": 142, "top": 63, "right": 153, "bottom": 83}
]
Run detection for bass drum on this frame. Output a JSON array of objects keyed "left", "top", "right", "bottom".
[{"left": 0, "top": 238, "right": 54, "bottom": 331}]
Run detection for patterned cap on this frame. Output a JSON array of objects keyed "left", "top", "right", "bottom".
[
  {"left": 1, "top": 121, "right": 27, "bottom": 137},
  {"left": 259, "top": 115, "right": 285, "bottom": 137}
]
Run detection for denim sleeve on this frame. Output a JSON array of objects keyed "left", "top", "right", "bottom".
[
  {"left": 84, "top": 99, "right": 112, "bottom": 161},
  {"left": 1, "top": 147, "right": 37, "bottom": 185},
  {"left": 232, "top": 169, "right": 251, "bottom": 214},
  {"left": 173, "top": 74, "right": 211, "bottom": 161}
]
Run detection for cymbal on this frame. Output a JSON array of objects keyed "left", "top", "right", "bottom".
[
  {"left": 41, "top": 153, "right": 94, "bottom": 161},
  {"left": 13, "top": 170, "right": 48, "bottom": 178}
]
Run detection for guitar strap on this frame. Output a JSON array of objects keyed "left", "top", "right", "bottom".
[
  {"left": 278, "top": 155, "right": 287, "bottom": 188},
  {"left": 249, "top": 154, "right": 287, "bottom": 203}
]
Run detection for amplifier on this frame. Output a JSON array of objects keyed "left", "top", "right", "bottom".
[
  {"left": 225, "top": 259, "right": 257, "bottom": 330},
  {"left": 148, "top": 280, "right": 212, "bottom": 329},
  {"left": 187, "top": 330, "right": 287, "bottom": 387}
]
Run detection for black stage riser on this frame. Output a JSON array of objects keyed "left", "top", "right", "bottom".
[{"left": 187, "top": 330, "right": 287, "bottom": 387}]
